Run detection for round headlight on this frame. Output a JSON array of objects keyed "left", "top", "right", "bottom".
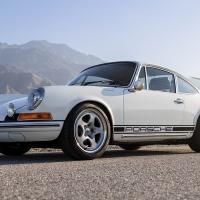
[{"left": 28, "top": 87, "right": 45, "bottom": 110}]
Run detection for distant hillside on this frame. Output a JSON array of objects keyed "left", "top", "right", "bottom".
[
  {"left": 0, "top": 41, "right": 104, "bottom": 93},
  {"left": 0, "top": 65, "right": 51, "bottom": 94}
]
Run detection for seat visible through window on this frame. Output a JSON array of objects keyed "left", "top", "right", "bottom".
[
  {"left": 149, "top": 77, "right": 170, "bottom": 92},
  {"left": 147, "top": 67, "right": 175, "bottom": 93}
]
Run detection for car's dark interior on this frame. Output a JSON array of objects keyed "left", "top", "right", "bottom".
[{"left": 149, "top": 77, "right": 174, "bottom": 92}]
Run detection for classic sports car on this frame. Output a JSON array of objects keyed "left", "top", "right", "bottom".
[{"left": 0, "top": 61, "right": 200, "bottom": 160}]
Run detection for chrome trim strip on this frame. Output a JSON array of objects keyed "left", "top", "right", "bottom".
[
  {"left": 144, "top": 66, "right": 149, "bottom": 90},
  {"left": 0, "top": 121, "right": 61, "bottom": 128},
  {"left": 113, "top": 131, "right": 193, "bottom": 142}
]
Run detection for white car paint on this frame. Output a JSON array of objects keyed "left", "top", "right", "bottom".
[{"left": 124, "top": 89, "right": 185, "bottom": 125}]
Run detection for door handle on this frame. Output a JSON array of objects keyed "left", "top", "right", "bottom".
[{"left": 174, "top": 98, "right": 184, "bottom": 104}]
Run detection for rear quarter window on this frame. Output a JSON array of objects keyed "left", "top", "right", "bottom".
[{"left": 177, "top": 77, "right": 198, "bottom": 94}]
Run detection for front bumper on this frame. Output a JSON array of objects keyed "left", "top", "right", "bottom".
[{"left": 0, "top": 121, "right": 64, "bottom": 142}]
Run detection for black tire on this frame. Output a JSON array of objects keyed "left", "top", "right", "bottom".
[
  {"left": 0, "top": 143, "right": 31, "bottom": 156},
  {"left": 59, "top": 103, "right": 111, "bottom": 160},
  {"left": 118, "top": 144, "right": 140, "bottom": 151},
  {"left": 189, "top": 121, "right": 200, "bottom": 152}
]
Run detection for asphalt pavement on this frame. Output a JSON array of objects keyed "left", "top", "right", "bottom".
[{"left": 0, "top": 145, "right": 200, "bottom": 200}]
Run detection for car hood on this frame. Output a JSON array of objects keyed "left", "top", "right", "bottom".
[{"left": 43, "top": 85, "right": 115, "bottom": 101}]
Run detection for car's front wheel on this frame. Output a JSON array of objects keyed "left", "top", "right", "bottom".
[
  {"left": 0, "top": 143, "right": 31, "bottom": 156},
  {"left": 60, "top": 103, "right": 111, "bottom": 160}
]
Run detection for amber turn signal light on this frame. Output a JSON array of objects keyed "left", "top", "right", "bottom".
[{"left": 18, "top": 113, "right": 53, "bottom": 121}]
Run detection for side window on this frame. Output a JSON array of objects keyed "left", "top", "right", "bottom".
[
  {"left": 177, "top": 77, "right": 197, "bottom": 94},
  {"left": 147, "top": 67, "right": 176, "bottom": 93},
  {"left": 138, "top": 67, "right": 147, "bottom": 89}
]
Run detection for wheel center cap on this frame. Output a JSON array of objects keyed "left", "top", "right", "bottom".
[{"left": 85, "top": 128, "right": 91, "bottom": 135}]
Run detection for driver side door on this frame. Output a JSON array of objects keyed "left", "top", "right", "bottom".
[{"left": 123, "top": 66, "right": 184, "bottom": 126}]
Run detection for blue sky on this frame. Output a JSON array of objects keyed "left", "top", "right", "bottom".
[{"left": 1, "top": 0, "right": 200, "bottom": 77}]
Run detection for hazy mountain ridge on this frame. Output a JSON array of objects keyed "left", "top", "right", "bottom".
[
  {"left": 0, "top": 41, "right": 104, "bottom": 93},
  {"left": 0, "top": 65, "right": 52, "bottom": 94}
]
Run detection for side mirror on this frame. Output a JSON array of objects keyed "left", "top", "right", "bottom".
[{"left": 128, "top": 80, "right": 144, "bottom": 92}]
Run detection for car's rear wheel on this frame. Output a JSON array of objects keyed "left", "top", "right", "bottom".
[
  {"left": 189, "top": 120, "right": 200, "bottom": 152},
  {"left": 118, "top": 144, "right": 140, "bottom": 151},
  {"left": 60, "top": 103, "right": 111, "bottom": 160},
  {"left": 0, "top": 143, "right": 31, "bottom": 156}
]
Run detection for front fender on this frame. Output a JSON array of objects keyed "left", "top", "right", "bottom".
[
  {"left": 34, "top": 86, "right": 123, "bottom": 125},
  {"left": 64, "top": 96, "right": 115, "bottom": 125}
]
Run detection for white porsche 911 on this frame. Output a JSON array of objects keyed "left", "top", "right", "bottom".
[{"left": 0, "top": 61, "right": 200, "bottom": 160}]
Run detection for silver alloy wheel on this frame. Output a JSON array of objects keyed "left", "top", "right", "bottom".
[{"left": 74, "top": 109, "right": 108, "bottom": 153}]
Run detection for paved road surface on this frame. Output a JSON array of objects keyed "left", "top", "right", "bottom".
[{"left": 0, "top": 145, "right": 200, "bottom": 200}]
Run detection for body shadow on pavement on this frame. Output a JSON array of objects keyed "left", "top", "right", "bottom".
[{"left": 0, "top": 147, "right": 194, "bottom": 166}]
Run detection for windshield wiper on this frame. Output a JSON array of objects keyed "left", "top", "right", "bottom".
[{"left": 83, "top": 80, "right": 121, "bottom": 86}]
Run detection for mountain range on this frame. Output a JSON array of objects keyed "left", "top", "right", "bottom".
[
  {"left": 0, "top": 40, "right": 199, "bottom": 94},
  {"left": 0, "top": 40, "right": 104, "bottom": 93}
]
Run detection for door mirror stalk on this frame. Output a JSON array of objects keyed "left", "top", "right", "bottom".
[{"left": 128, "top": 80, "right": 144, "bottom": 93}]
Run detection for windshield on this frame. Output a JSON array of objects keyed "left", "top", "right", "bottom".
[{"left": 69, "top": 62, "right": 137, "bottom": 87}]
